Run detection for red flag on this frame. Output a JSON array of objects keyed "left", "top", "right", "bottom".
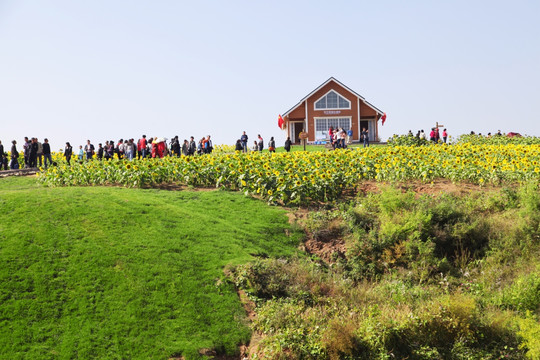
[
  {"left": 278, "top": 115, "right": 284, "bottom": 129},
  {"left": 381, "top": 113, "right": 387, "bottom": 126}
]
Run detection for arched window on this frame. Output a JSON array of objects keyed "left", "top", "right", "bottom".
[{"left": 314, "top": 90, "right": 351, "bottom": 110}]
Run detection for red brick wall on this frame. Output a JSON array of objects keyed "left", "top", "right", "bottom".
[
  {"left": 287, "top": 102, "right": 306, "bottom": 120},
  {"left": 306, "top": 80, "right": 359, "bottom": 141},
  {"left": 359, "top": 102, "right": 377, "bottom": 117}
]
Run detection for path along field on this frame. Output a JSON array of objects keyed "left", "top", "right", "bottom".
[
  {"left": 39, "top": 143, "right": 540, "bottom": 205},
  {"left": 0, "top": 177, "right": 301, "bottom": 359}
]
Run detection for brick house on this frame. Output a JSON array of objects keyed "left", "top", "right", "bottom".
[{"left": 282, "top": 77, "right": 384, "bottom": 143}]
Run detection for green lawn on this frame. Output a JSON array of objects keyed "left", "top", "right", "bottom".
[{"left": 0, "top": 177, "right": 301, "bottom": 359}]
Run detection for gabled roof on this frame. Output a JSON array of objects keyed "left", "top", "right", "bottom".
[{"left": 282, "top": 77, "right": 384, "bottom": 117}]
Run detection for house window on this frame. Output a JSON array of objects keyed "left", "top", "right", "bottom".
[
  {"left": 314, "top": 117, "right": 351, "bottom": 141},
  {"left": 314, "top": 90, "right": 351, "bottom": 110}
]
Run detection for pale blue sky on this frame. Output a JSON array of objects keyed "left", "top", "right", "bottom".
[{"left": 1, "top": 0, "right": 539, "bottom": 150}]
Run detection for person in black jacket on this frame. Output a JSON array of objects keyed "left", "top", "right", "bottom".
[
  {"left": 42, "top": 138, "right": 53, "bottom": 168},
  {"left": 97, "top": 143, "right": 104, "bottom": 160},
  {"left": 29, "top": 138, "right": 38, "bottom": 168},
  {"left": 189, "top": 136, "right": 196, "bottom": 156},
  {"left": 284, "top": 137, "right": 292, "bottom": 152},
  {"left": 235, "top": 139, "right": 243, "bottom": 151},
  {"left": 171, "top": 136, "right": 180, "bottom": 157},
  {"left": 10, "top": 140, "right": 19, "bottom": 169},
  {"left": 64, "top": 142, "right": 73, "bottom": 165}
]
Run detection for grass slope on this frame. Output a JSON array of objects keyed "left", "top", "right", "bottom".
[{"left": 0, "top": 177, "right": 301, "bottom": 359}]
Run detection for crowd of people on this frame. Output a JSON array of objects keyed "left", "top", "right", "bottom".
[
  {"left": 0, "top": 135, "right": 216, "bottom": 170},
  {"left": 407, "top": 128, "right": 449, "bottom": 143},
  {"left": 3, "top": 126, "right": 463, "bottom": 171},
  {"left": 469, "top": 130, "right": 505, "bottom": 137},
  {"left": 327, "top": 126, "right": 369, "bottom": 149},
  {"left": 234, "top": 132, "right": 287, "bottom": 153},
  {"left": 404, "top": 128, "right": 506, "bottom": 144},
  {"left": 1, "top": 128, "right": 373, "bottom": 171},
  {"left": 0, "top": 137, "right": 54, "bottom": 170}
]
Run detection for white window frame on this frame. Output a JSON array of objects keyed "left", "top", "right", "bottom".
[
  {"left": 313, "top": 90, "right": 351, "bottom": 110},
  {"left": 314, "top": 116, "right": 352, "bottom": 141}
]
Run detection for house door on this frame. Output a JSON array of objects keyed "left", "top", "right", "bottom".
[{"left": 292, "top": 122, "right": 304, "bottom": 144}]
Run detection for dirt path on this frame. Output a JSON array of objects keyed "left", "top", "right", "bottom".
[{"left": 0, "top": 168, "right": 39, "bottom": 178}]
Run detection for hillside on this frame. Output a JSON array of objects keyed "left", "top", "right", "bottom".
[
  {"left": 1, "top": 175, "right": 539, "bottom": 359},
  {"left": 232, "top": 182, "right": 540, "bottom": 359},
  {"left": 0, "top": 177, "right": 301, "bottom": 359}
]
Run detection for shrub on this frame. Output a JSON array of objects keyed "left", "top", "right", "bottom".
[
  {"left": 499, "top": 268, "right": 540, "bottom": 313},
  {"left": 387, "top": 134, "right": 433, "bottom": 147},
  {"left": 517, "top": 314, "right": 540, "bottom": 359}
]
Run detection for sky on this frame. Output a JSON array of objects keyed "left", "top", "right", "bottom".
[{"left": 1, "top": 0, "right": 539, "bottom": 150}]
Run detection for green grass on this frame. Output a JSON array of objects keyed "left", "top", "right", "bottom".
[{"left": 0, "top": 177, "right": 302, "bottom": 359}]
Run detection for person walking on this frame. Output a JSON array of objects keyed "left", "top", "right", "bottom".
[
  {"left": 138, "top": 135, "right": 147, "bottom": 159},
  {"left": 171, "top": 136, "right": 180, "bottom": 157},
  {"left": 85, "top": 140, "right": 95, "bottom": 160},
  {"left": 64, "top": 142, "right": 73, "bottom": 165},
  {"left": 430, "top": 128, "right": 436, "bottom": 142},
  {"left": 37, "top": 139, "right": 43, "bottom": 167},
  {"left": 240, "top": 131, "right": 248, "bottom": 153},
  {"left": 29, "top": 138, "right": 38, "bottom": 168},
  {"left": 268, "top": 137, "right": 276, "bottom": 153},
  {"left": 197, "top": 138, "right": 204, "bottom": 155},
  {"left": 347, "top": 128, "right": 353, "bottom": 145},
  {"left": 78, "top": 145, "right": 84, "bottom": 161},
  {"left": 205, "top": 135, "right": 213, "bottom": 154},
  {"left": 10, "top": 140, "right": 19, "bottom": 169},
  {"left": 125, "top": 139, "right": 134, "bottom": 160},
  {"left": 97, "top": 143, "right": 104, "bottom": 160},
  {"left": 340, "top": 129, "right": 347, "bottom": 148},
  {"left": 189, "top": 136, "right": 196, "bottom": 156},
  {"left": 257, "top": 135, "right": 264, "bottom": 152},
  {"left": 116, "top": 139, "right": 124, "bottom": 159},
  {"left": 284, "top": 137, "right": 292, "bottom": 152},
  {"left": 23, "top": 137, "right": 30, "bottom": 168},
  {"left": 107, "top": 141, "right": 115, "bottom": 160},
  {"left": 182, "top": 139, "right": 190, "bottom": 156},
  {"left": 42, "top": 138, "right": 53, "bottom": 167},
  {"left": 362, "top": 128, "right": 369, "bottom": 147}
]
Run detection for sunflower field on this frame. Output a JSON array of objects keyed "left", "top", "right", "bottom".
[{"left": 37, "top": 142, "right": 540, "bottom": 204}]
